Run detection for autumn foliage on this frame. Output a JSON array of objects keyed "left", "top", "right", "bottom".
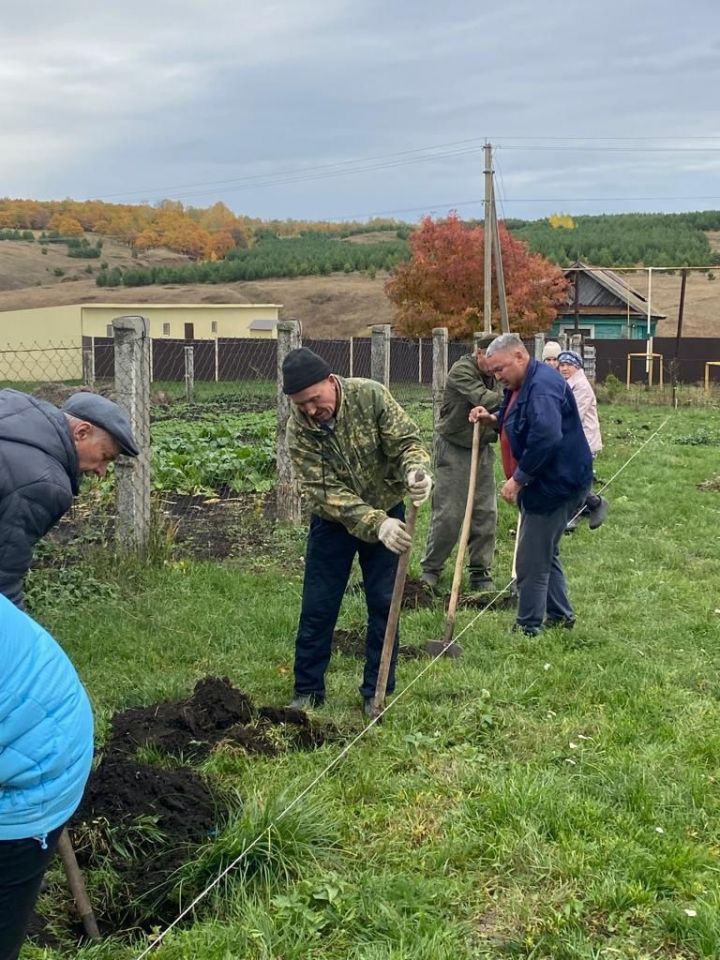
[{"left": 385, "top": 213, "right": 569, "bottom": 338}]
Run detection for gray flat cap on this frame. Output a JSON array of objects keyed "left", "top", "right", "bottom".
[{"left": 63, "top": 393, "right": 139, "bottom": 457}]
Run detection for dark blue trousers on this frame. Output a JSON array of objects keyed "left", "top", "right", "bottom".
[
  {"left": 294, "top": 504, "right": 404, "bottom": 701},
  {"left": 0, "top": 826, "right": 64, "bottom": 960}
]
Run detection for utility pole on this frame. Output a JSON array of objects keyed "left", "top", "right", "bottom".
[
  {"left": 490, "top": 181, "right": 510, "bottom": 334},
  {"left": 483, "top": 142, "right": 493, "bottom": 334}
]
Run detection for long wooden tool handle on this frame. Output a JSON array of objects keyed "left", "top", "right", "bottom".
[
  {"left": 511, "top": 510, "right": 523, "bottom": 581},
  {"left": 372, "top": 471, "right": 425, "bottom": 714},
  {"left": 57, "top": 828, "right": 102, "bottom": 941},
  {"left": 442, "top": 420, "right": 481, "bottom": 643}
]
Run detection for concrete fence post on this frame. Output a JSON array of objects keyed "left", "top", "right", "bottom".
[
  {"left": 558, "top": 332, "right": 569, "bottom": 351},
  {"left": 418, "top": 337, "right": 423, "bottom": 383},
  {"left": 349, "top": 336, "right": 354, "bottom": 378},
  {"left": 584, "top": 345, "right": 597, "bottom": 383},
  {"left": 371, "top": 324, "right": 391, "bottom": 387},
  {"left": 276, "top": 320, "right": 302, "bottom": 525},
  {"left": 570, "top": 333, "right": 583, "bottom": 357},
  {"left": 113, "top": 315, "right": 151, "bottom": 553},
  {"left": 214, "top": 337, "right": 219, "bottom": 383},
  {"left": 184, "top": 346, "right": 194, "bottom": 403},
  {"left": 432, "top": 327, "right": 448, "bottom": 431},
  {"left": 82, "top": 337, "right": 95, "bottom": 387},
  {"left": 534, "top": 333, "right": 545, "bottom": 361}
]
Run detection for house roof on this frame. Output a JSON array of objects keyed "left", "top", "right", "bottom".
[{"left": 562, "top": 262, "right": 666, "bottom": 319}]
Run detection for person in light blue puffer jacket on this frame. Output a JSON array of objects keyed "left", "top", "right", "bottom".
[{"left": 0, "top": 594, "right": 93, "bottom": 960}]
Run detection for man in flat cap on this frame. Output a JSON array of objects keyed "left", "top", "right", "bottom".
[
  {"left": 421, "top": 336, "right": 503, "bottom": 594},
  {"left": 282, "top": 347, "right": 431, "bottom": 716},
  {"left": 0, "top": 389, "right": 138, "bottom": 608}
]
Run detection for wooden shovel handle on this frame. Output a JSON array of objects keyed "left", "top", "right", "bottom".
[
  {"left": 443, "top": 420, "right": 481, "bottom": 640},
  {"left": 57, "top": 828, "right": 102, "bottom": 941},
  {"left": 371, "top": 470, "right": 425, "bottom": 715}
]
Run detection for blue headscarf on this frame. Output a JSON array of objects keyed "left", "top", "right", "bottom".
[{"left": 557, "top": 350, "right": 584, "bottom": 369}]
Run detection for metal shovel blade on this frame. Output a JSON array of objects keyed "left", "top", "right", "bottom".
[{"left": 424, "top": 638, "right": 464, "bottom": 659}]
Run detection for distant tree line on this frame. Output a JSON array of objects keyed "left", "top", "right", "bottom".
[
  {"left": 505, "top": 212, "right": 720, "bottom": 267},
  {"left": 95, "top": 237, "right": 410, "bottom": 287}
]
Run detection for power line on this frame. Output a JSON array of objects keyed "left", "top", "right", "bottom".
[{"left": 93, "top": 136, "right": 720, "bottom": 205}]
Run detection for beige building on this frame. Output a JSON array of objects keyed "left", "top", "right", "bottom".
[{"left": 0, "top": 302, "right": 281, "bottom": 381}]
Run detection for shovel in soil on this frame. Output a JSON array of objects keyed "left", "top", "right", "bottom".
[
  {"left": 424, "top": 420, "right": 482, "bottom": 660},
  {"left": 370, "top": 470, "right": 425, "bottom": 721},
  {"left": 58, "top": 828, "right": 101, "bottom": 942}
]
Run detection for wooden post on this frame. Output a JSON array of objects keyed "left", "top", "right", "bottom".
[
  {"left": 371, "top": 324, "right": 391, "bottom": 387},
  {"left": 184, "top": 346, "right": 194, "bottom": 403},
  {"left": 483, "top": 143, "right": 493, "bottom": 334},
  {"left": 113, "top": 315, "right": 151, "bottom": 552},
  {"left": 672, "top": 268, "right": 688, "bottom": 406},
  {"left": 276, "top": 320, "right": 302, "bottom": 525},
  {"left": 432, "top": 327, "right": 448, "bottom": 431},
  {"left": 490, "top": 182, "right": 510, "bottom": 333},
  {"left": 534, "top": 333, "right": 545, "bottom": 361}
]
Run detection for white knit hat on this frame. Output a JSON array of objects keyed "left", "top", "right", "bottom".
[{"left": 541, "top": 341, "right": 562, "bottom": 361}]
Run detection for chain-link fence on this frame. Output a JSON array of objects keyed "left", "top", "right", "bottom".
[{"left": 2, "top": 320, "right": 719, "bottom": 581}]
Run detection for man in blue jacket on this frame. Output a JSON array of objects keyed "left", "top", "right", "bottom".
[
  {"left": 0, "top": 388, "right": 138, "bottom": 608},
  {"left": 0, "top": 594, "right": 94, "bottom": 960},
  {"left": 470, "top": 333, "right": 592, "bottom": 635}
]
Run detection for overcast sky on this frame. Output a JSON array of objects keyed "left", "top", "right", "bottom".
[{"left": 2, "top": 0, "right": 719, "bottom": 223}]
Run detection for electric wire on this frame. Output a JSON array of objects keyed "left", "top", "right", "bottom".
[{"left": 131, "top": 413, "right": 671, "bottom": 959}]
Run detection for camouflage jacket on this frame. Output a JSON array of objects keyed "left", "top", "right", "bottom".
[
  {"left": 287, "top": 377, "right": 430, "bottom": 541},
  {"left": 437, "top": 354, "right": 503, "bottom": 448}
]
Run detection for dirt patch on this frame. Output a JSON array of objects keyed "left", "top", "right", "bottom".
[
  {"left": 402, "top": 578, "right": 436, "bottom": 610},
  {"left": 162, "top": 491, "right": 279, "bottom": 561},
  {"left": 332, "top": 627, "right": 429, "bottom": 660},
  {"left": 457, "top": 592, "right": 518, "bottom": 610},
  {"left": 698, "top": 475, "right": 720, "bottom": 492},
  {"left": 108, "top": 676, "right": 333, "bottom": 759}
]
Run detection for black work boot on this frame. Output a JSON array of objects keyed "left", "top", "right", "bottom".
[{"left": 469, "top": 569, "right": 496, "bottom": 593}]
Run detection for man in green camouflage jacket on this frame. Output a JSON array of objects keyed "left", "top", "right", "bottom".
[
  {"left": 421, "top": 336, "right": 503, "bottom": 593},
  {"left": 282, "top": 347, "right": 431, "bottom": 716}
]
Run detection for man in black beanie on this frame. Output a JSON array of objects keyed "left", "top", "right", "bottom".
[{"left": 283, "top": 347, "right": 431, "bottom": 717}]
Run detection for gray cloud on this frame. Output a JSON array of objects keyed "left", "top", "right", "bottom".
[{"left": 1, "top": 0, "right": 719, "bottom": 220}]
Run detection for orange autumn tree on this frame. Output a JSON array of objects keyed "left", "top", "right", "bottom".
[{"left": 386, "top": 213, "right": 568, "bottom": 338}]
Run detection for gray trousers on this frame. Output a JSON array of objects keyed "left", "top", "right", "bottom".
[
  {"left": 422, "top": 437, "right": 497, "bottom": 578},
  {"left": 516, "top": 499, "right": 576, "bottom": 633}
]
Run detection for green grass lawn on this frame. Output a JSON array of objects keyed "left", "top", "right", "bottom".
[{"left": 24, "top": 401, "right": 720, "bottom": 960}]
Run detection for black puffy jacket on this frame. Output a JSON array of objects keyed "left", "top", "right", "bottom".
[{"left": 0, "top": 390, "right": 79, "bottom": 607}]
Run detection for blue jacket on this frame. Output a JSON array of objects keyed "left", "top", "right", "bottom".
[
  {"left": 497, "top": 360, "right": 593, "bottom": 514},
  {"left": 0, "top": 389, "right": 80, "bottom": 608},
  {"left": 0, "top": 596, "right": 93, "bottom": 841}
]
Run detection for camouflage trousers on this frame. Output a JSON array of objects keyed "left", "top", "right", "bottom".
[{"left": 422, "top": 437, "right": 497, "bottom": 579}]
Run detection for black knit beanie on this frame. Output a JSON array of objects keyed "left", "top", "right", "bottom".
[{"left": 282, "top": 347, "right": 333, "bottom": 395}]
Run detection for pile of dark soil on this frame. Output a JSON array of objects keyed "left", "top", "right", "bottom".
[
  {"left": 33, "top": 678, "right": 335, "bottom": 941},
  {"left": 68, "top": 759, "right": 217, "bottom": 930},
  {"left": 332, "top": 627, "right": 429, "bottom": 660},
  {"left": 108, "top": 676, "right": 333, "bottom": 759}
]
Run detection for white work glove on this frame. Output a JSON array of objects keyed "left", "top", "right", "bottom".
[
  {"left": 406, "top": 469, "right": 432, "bottom": 506},
  {"left": 378, "top": 517, "right": 413, "bottom": 554}
]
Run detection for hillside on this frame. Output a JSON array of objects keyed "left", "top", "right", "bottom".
[{"left": 0, "top": 207, "right": 719, "bottom": 337}]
